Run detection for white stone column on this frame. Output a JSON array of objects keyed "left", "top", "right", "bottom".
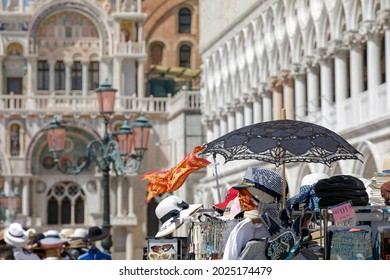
[
  {"left": 347, "top": 34, "right": 364, "bottom": 125},
  {"left": 82, "top": 61, "right": 89, "bottom": 96},
  {"left": 116, "top": 178, "right": 123, "bottom": 217},
  {"left": 269, "top": 76, "right": 283, "bottom": 120},
  {"left": 48, "top": 59, "right": 56, "bottom": 94},
  {"left": 206, "top": 119, "right": 214, "bottom": 144},
  {"left": 213, "top": 119, "right": 220, "bottom": 139},
  {"left": 65, "top": 61, "right": 73, "bottom": 95},
  {"left": 360, "top": 21, "right": 382, "bottom": 119},
  {"left": 253, "top": 94, "right": 263, "bottom": 124},
  {"left": 334, "top": 48, "right": 349, "bottom": 130},
  {"left": 280, "top": 70, "right": 294, "bottom": 120},
  {"left": 22, "top": 179, "right": 29, "bottom": 216},
  {"left": 227, "top": 108, "right": 235, "bottom": 131},
  {"left": 235, "top": 104, "right": 244, "bottom": 128},
  {"left": 378, "top": 11, "right": 390, "bottom": 110},
  {"left": 318, "top": 50, "right": 334, "bottom": 128},
  {"left": 127, "top": 184, "right": 135, "bottom": 217},
  {"left": 306, "top": 63, "right": 320, "bottom": 119},
  {"left": 243, "top": 97, "right": 253, "bottom": 126},
  {"left": 113, "top": 57, "right": 123, "bottom": 95},
  {"left": 26, "top": 56, "right": 37, "bottom": 96},
  {"left": 137, "top": 59, "right": 145, "bottom": 97},
  {"left": 292, "top": 65, "right": 306, "bottom": 120},
  {"left": 219, "top": 114, "right": 228, "bottom": 135},
  {"left": 262, "top": 88, "right": 272, "bottom": 122}
]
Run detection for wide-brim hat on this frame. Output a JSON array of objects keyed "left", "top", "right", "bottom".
[
  {"left": 40, "top": 230, "right": 68, "bottom": 249},
  {"left": 213, "top": 188, "right": 239, "bottom": 212},
  {"left": 70, "top": 228, "right": 88, "bottom": 240},
  {"left": 301, "top": 173, "right": 329, "bottom": 187},
  {"left": 4, "top": 223, "right": 29, "bottom": 247},
  {"left": 155, "top": 195, "right": 202, "bottom": 238},
  {"left": 83, "top": 226, "right": 109, "bottom": 242},
  {"left": 233, "top": 167, "right": 284, "bottom": 201}
]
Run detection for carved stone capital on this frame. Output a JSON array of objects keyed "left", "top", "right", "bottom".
[
  {"left": 328, "top": 39, "right": 347, "bottom": 55},
  {"left": 359, "top": 20, "right": 380, "bottom": 39},
  {"left": 314, "top": 49, "right": 331, "bottom": 64},
  {"left": 268, "top": 75, "right": 283, "bottom": 90},
  {"left": 278, "top": 70, "right": 294, "bottom": 86},
  {"left": 291, "top": 63, "right": 306, "bottom": 78},
  {"left": 342, "top": 30, "right": 364, "bottom": 49},
  {"left": 377, "top": 9, "right": 390, "bottom": 31}
]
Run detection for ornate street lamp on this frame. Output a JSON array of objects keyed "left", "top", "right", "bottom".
[{"left": 46, "top": 81, "right": 152, "bottom": 254}]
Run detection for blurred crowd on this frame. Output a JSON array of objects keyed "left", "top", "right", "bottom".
[{"left": 0, "top": 222, "right": 111, "bottom": 260}]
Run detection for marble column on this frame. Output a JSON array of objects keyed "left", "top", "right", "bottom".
[
  {"left": 113, "top": 57, "right": 123, "bottom": 95},
  {"left": 317, "top": 50, "right": 334, "bottom": 128},
  {"left": 65, "top": 61, "right": 73, "bottom": 95},
  {"left": 26, "top": 56, "right": 38, "bottom": 96},
  {"left": 127, "top": 184, "right": 134, "bottom": 217},
  {"left": 252, "top": 93, "right": 263, "bottom": 124},
  {"left": 334, "top": 47, "right": 349, "bottom": 130},
  {"left": 378, "top": 10, "right": 390, "bottom": 110},
  {"left": 117, "top": 178, "right": 123, "bottom": 217},
  {"left": 219, "top": 113, "right": 228, "bottom": 135},
  {"left": 48, "top": 59, "right": 56, "bottom": 94},
  {"left": 344, "top": 31, "right": 364, "bottom": 125},
  {"left": 292, "top": 64, "right": 306, "bottom": 120},
  {"left": 137, "top": 59, "right": 145, "bottom": 97},
  {"left": 82, "top": 61, "right": 89, "bottom": 96},
  {"left": 306, "top": 61, "right": 320, "bottom": 120},
  {"left": 261, "top": 85, "right": 272, "bottom": 122},
  {"left": 213, "top": 118, "right": 220, "bottom": 139},
  {"left": 268, "top": 76, "right": 283, "bottom": 120},
  {"left": 227, "top": 108, "right": 236, "bottom": 132},
  {"left": 279, "top": 70, "right": 295, "bottom": 120},
  {"left": 360, "top": 21, "right": 382, "bottom": 119},
  {"left": 22, "top": 179, "right": 29, "bottom": 216},
  {"left": 243, "top": 96, "right": 253, "bottom": 126},
  {"left": 235, "top": 103, "right": 244, "bottom": 128}
]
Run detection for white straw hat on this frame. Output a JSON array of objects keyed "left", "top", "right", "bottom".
[{"left": 155, "top": 195, "right": 202, "bottom": 238}]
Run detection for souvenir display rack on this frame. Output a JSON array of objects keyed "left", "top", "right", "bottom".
[{"left": 320, "top": 205, "right": 390, "bottom": 259}]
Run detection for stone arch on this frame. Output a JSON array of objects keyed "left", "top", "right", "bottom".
[
  {"left": 27, "top": 1, "right": 111, "bottom": 56},
  {"left": 25, "top": 120, "right": 101, "bottom": 175},
  {"left": 354, "top": 140, "right": 381, "bottom": 178}
]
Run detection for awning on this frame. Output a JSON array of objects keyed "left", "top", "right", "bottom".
[{"left": 148, "top": 64, "right": 201, "bottom": 78}]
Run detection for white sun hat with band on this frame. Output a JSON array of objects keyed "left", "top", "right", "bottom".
[
  {"left": 4, "top": 222, "right": 29, "bottom": 247},
  {"left": 155, "top": 195, "right": 202, "bottom": 238}
]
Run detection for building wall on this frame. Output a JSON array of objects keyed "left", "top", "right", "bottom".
[{"left": 197, "top": 0, "right": 390, "bottom": 206}]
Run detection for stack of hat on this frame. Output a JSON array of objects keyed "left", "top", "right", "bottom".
[
  {"left": 155, "top": 195, "right": 202, "bottom": 238},
  {"left": 371, "top": 172, "right": 389, "bottom": 205}
]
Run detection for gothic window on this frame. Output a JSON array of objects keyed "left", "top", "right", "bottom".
[
  {"left": 178, "top": 8, "right": 191, "bottom": 33},
  {"left": 72, "top": 61, "right": 82, "bottom": 90},
  {"left": 37, "top": 61, "right": 49, "bottom": 90},
  {"left": 55, "top": 61, "right": 65, "bottom": 90},
  {"left": 179, "top": 44, "right": 191, "bottom": 68},
  {"left": 10, "top": 123, "right": 20, "bottom": 156},
  {"left": 47, "top": 182, "right": 85, "bottom": 225},
  {"left": 88, "top": 62, "right": 100, "bottom": 90},
  {"left": 150, "top": 43, "right": 164, "bottom": 65}
]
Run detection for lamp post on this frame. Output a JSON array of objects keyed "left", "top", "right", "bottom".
[{"left": 46, "top": 81, "right": 152, "bottom": 254}]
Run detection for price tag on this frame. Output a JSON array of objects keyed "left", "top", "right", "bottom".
[{"left": 331, "top": 201, "right": 355, "bottom": 223}]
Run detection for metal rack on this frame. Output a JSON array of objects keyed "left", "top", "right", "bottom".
[{"left": 320, "top": 205, "right": 390, "bottom": 259}]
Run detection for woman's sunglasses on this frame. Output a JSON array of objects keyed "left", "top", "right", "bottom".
[{"left": 150, "top": 244, "right": 174, "bottom": 253}]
